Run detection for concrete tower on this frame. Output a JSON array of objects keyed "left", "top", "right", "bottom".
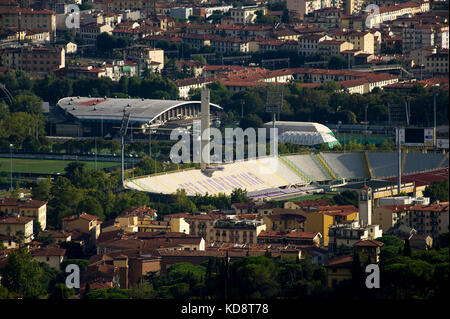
[
  {"left": 200, "top": 87, "right": 210, "bottom": 171},
  {"left": 358, "top": 185, "right": 373, "bottom": 226}
]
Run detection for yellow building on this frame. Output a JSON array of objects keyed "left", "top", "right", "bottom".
[
  {"left": 62, "top": 213, "right": 101, "bottom": 246},
  {"left": 325, "top": 255, "right": 353, "bottom": 288},
  {"left": 262, "top": 208, "right": 306, "bottom": 232},
  {"left": 0, "top": 216, "right": 34, "bottom": 243},
  {"left": 0, "top": 198, "right": 47, "bottom": 230},
  {"left": 373, "top": 204, "right": 410, "bottom": 232},
  {"left": 331, "top": 30, "right": 375, "bottom": 54},
  {"left": 284, "top": 202, "right": 359, "bottom": 246}
]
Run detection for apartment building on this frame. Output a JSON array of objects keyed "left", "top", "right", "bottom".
[
  {"left": 401, "top": 202, "right": 449, "bottom": 240},
  {"left": 257, "top": 230, "right": 321, "bottom": 246},
  {"left": 331, "top": 30, "right": 375, "bottom": 54},
  {"left": 283, "top": 202, "right": 359, "bottom": 246},
  {"left": 213, "top": 218, "right": 266, "bottom": 244},
  {"left": 62, "top": 213, "right": 101, "bottom": 247},
  {"left": 79, "top": 23, "right": 113, "bottom": 45},
  {"left": 328, "top": 220, "right": 383, "bottom": 252},
  {"left": 0, "top": 45, "right": 65, "bottom": 77},
  {"left": 287, "top": 0, "right": 325, "bottom": 20},
  {"left": 229, "top": 5, "right": 266, "bottom": 24},
  {"left": 424, "top": 48, "right": 449, "bottom": 75},
  {"left": 0, "top": 198, "right": 47, "bottom": 230},
  {"left": 0, "top": 216, "right": 34, "bottom": 243},
  {"left": 402, "top": 24, "right": 449, "bottom": 53},
  {"left": 0, "top": 8, "right": 56, "bottom": 40},
  {"left": 298, "top": 34, "right": 332, "bottom": 56},
  {"left": 318, "top": 39, "right": 354, "bottom": 56}
]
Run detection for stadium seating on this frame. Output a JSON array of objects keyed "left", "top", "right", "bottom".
[
  {"left": 126, "top": 152, "right": 449, "bottom": 195},
  {"left": 321, "top": 153, "right": 367, "bottom": 180}
]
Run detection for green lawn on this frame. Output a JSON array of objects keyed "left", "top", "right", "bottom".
[{"left": 0, "top": 158, "right": 120, "bottom": 174}]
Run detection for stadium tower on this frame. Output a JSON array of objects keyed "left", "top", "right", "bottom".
[{"left": 200, "top": 87, "right": 210, "bottom": 171}]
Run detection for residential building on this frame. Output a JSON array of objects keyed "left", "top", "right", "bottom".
[
  {"left": 331, "top": 30, "right": 375, "bottom": 54},
  {"left": 257, "top": 230, "right": 321, "bottom": 246},
  {"left": 0, "top": 216, "right": 33, "bottom": 243},
  {"left": 32, "top": 246, "right": 66, "bottom": 269},
  {"left": 283, "top": 202, "right": 359, "bottom": 246},
  {"left": 213, "top": 218, "right": 266, "bottom": 244},
  {"left": 298, "top": 34, "right": 332, "bottom": 56},
  {"left": 354, "top": 239, "right": 383, "bottom": 263},
  {"left": 262, "top": 208, "right": 306, "bottom": 231},
  {"left": 79, "top": 23, "right": 113, "bottom": 45},
  {"left": 287, "top": 0, "right": 324, "bottom": 20},
  {"left": 373, "top": 204, "right": 411, "bottom": 232},
  {"left": 62, "top": 213, "right": 101, "bottom": 247},
  {"left": 0, "top": 8, "right": 56, "bottom": 40},
  {"left": 325, "top": 255, "right": 353, "bottom": 288},
  {"left": 229, "top": 5, "right": 266, "bottom": 24},
  {"left": 409, "top": 234, "right": 433, "bottom": 250},
  {"left": 328, "top": 220, "right": 383, "bottom": 252},
  {"left": 124, "top": 45, "right": 164, "bottom": 73},
  {"left": 53, "top": 65, "right": 106, "bottom": 79},
  {"left": 402, "top": 24, "right": 449, "bottom": 53},
  {"left": 176, "top": 76, "right": 214, "bottom": 99},
  {"left": 401, "top": 202, "right": 449, "bottom": 240},
  {"left": 424, "top": 48, "right": 449, "bottom": 75},
  {"left": 0, "top": 46, "right": 65, "bottom": 77},
  {"left": 104, "top": 60, "right": 139, "bottom": 81},
  {"left": 0, "top": 198, "right": 47, "bottom": 230},
  {"left": 37, "top": 230, "right": 72, "bottom": 243},
  {"left": 318, "top": 39, "right": 354, "bottom": 57}
]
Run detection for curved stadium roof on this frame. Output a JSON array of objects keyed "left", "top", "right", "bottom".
[{"left": 57, "top": 97, "right": 223, "bottom": 124}]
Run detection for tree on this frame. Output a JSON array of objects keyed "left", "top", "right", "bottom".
[
  {"left": 403, "top": 238, "right": 412, "bottom": 257},
  {"left": 230, "top": 188, "right": 249, "bottom": 204},
  {"left": 423, "top": 179, "right": 449, "bottom": 203},
  {"left": 32, "top": 178, "right": 53, "bottom": 201},
  {"left": 240, "top": 113, "right": 264, "bottom": 129},
  {"left": 0, "top": 248, "right": 48, "bottom": 298},
  {"left": 328, "top": 55, "right": 348, "bottom": 69}
]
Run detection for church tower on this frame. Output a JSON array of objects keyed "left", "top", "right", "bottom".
[{"left": 359, "top": 185, "right": 372, "bottom": 226}]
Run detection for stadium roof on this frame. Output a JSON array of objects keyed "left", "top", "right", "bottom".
[{"left": 57, "top": 97, "right": 222, "bottom": 124}]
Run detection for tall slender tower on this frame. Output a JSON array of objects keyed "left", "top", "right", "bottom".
[
  {"left": 358, "top": 185, "right": 372, "bottom": 226},
  {"left": 200, "top": 87, "right": 210, "bottom": 171}
]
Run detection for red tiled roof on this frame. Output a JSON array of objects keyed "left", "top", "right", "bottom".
[
  {"left": 0, "top": 198, "right": 47, "bottom": 208},
  {"left": 354, "top": 239, "right": 384, "bottom": 247},
  {"left": 32, "top": 247, "right": 66, "bottom": 257},
  {"left": 0, "top": 216, "right": 33, "bottom": 224}
]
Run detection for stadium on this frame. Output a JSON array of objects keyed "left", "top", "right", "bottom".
[
  {"left": 125, "top": 151, "right": 449, "bottom": 199},
  {"left": 53, "top": 96, "right": 223, "bottom": 137}
]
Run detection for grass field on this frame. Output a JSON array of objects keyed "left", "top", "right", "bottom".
[{"left": 0, "top": 158, "right": 120, "bottom": 174}]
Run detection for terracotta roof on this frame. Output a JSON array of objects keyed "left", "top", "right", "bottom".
[
  {"left": 258, "top": 230, "right": 319, "bottom": 239},
  {"left": 325, "top": 255, "right": 353, "bottom": 267},
  {"left": 354, "top": 239, "right": 384, "bottom": 247},
  {"left": 79, "top": 213, "right": 99, "bottom": 221},
  {"left": 32, "top": 247, "right": 66, "bottom": 257},
  {"left": 0, "top": 198, "right": 47, "bottom": 208},
  {"left": 0, "top": 216, "right": 33, "bottom": 224}
]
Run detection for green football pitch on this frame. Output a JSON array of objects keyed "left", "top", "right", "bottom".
[{"left": 0, "top": 158, "right": 120, "bottom": 174}]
